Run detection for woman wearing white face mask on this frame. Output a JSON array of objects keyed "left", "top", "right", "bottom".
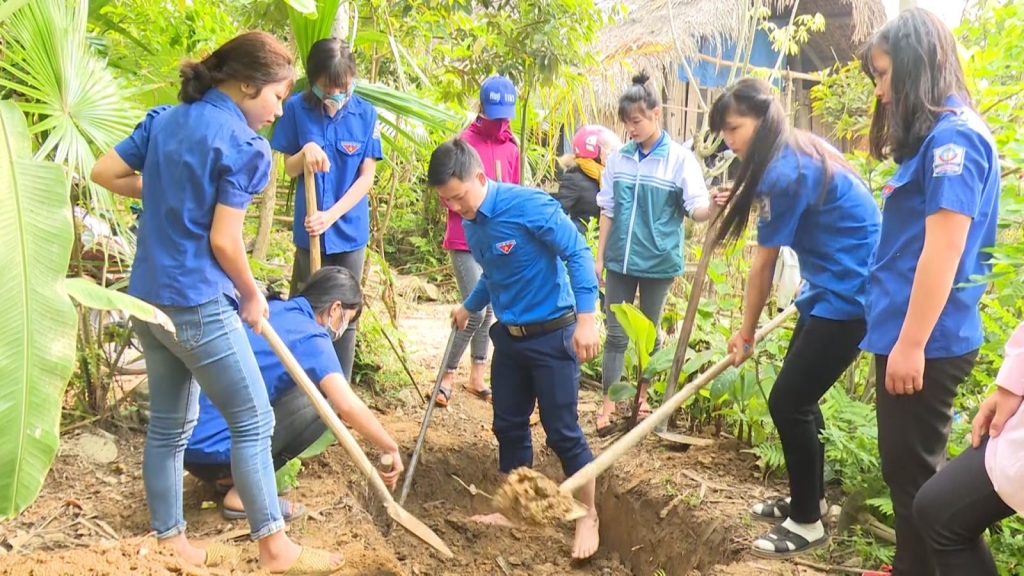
[
  {"left": 184, "top": 267, "right": 403, "bottom": 521},
  {"left": 272, "top": 37, "right": 383, "bottom": 384}
]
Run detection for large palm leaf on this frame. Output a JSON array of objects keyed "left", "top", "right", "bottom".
[
  {"left": 0, "top": 0, "right": 141, "bottom": 240},
  {"left": 0, "top": 100, "right": 79, "bottom": 519}
]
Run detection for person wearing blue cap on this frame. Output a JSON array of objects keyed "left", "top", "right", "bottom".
[{"left": 435, "top": 74, "right": 522, "bottom": 408}]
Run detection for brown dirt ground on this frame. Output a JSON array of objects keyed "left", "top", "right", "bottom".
[{"left": 0, "top": 303, "right": 827, "bottom": 576}]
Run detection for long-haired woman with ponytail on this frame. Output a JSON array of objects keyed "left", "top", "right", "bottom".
[
  {"left": 594, "top": 71, "right": 713, "bottom": 435},
  {"left": 91, "top": 32, "right": 343, "bottom": 573},
  {"left": 708, "top": 77, "right": 880, "bottom": 558}
]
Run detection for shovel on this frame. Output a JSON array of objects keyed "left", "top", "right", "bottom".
[
  {"left": 259, "top": 319, "right": 454, "bottom": 558},
  {"left": 398, "top": 326, "right": 459, "bottom": 506},
  {"left": 494, "top": 306, "right": 798, "bottom": 523}
]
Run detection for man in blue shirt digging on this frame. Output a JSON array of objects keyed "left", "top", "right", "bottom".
[{"left": 427, "top": 138, "right": 602, "bottom": 560}]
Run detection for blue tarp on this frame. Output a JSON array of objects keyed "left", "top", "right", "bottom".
[{"left": 679, "top": 25, "right": 788, "bottom": 89}]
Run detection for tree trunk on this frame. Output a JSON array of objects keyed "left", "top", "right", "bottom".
[
  {"left": 331, "top": 2, "right": 350, "bottom": 41},
  {"left": 252, "top": 152, "right": 280, "bottom": 262}
]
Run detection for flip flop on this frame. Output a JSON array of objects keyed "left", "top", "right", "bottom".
[
  {"left": 595, "top": 413, "right": 616, "bottom": 437},
  {"left": 434, "top": 386, "right": 451, "bottom": 407},
  {"left": 222, "top": 497, "right": 306, "bottom": 522},
  {"left": 216, "top": 480, "right": 291, "bottom": 496},
  {"left": 462, "top": 384, "right": 492, "bottom": 403},
  {"left": 271, "top": 547, "right": 344, "bottom": 575},
  {"left": 201, "top": 542, "right": 241, "bottom": 568}
]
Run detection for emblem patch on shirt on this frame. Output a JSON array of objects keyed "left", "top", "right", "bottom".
[
  {"left": 757, "top": 196, "right": 771, "bottom": 222},
  {"left": 495, "top": 240, "right": 516, "bottom": 254},
  {"left": 882, "top": 182, "right": 896, "bottom": 198},
  {"left": 340, "top": 142, "right": 361, "bottom": 154},
  {"left": 932, "top": 143, "right": 966, "bottom": 177}
]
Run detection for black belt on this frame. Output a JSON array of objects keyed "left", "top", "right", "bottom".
[{"left": 505, "top": 311, "right": 576, "bottom": 338}]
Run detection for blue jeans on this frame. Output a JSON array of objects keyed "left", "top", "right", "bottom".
[
  {"left": 490, "top": 321, "right": 593, "bottom": 477},
  {"left": 134, "top": 294, "right": 284, "bottom": 540}
]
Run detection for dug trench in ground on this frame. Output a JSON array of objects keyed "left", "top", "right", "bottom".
[{"left": 0, "top": 303, "right": 824, "bottom": 576}]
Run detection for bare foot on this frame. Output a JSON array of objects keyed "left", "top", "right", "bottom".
[
  {"left": 257, "top": 534, "right": 303, "bottom": 573},
  {"left": 158, "top": 534, "right": 207, "bottom": 567},
  {"left": 572, "top": 510, "right": 600, "bottom": 560},
  {"left": 470, "top": 512, "right": 517, "bottom": 528}
]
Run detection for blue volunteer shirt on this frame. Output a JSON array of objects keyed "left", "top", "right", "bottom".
[
  {"left": 755, "top": 141, "right": 881, "bottom": 320},
  {"left": 115, "top": 89, "right": 271, "bottom": 306},
  {"left": 861, "top": 96, "right": 1000, "bottom": 358},
  {"left": 462, "top": 181, "right": 599, "bottom": 325},
  {"left": 270, "top": 93, "right": 383, "bottom": 254},
  {"left": 185, "top": 297, "right": 342, "bottom": 465}
]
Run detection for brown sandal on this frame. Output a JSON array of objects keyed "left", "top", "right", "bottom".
[{"left": 273, "top": 547, "right": 344, "bottom": 575}]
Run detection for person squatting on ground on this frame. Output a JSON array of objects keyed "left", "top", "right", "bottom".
[
  {"left": 708, "top": 77, "right": 881, "bottom": 559},
  {"left": 184, "top": 267, "right": 404, "bottom": 521},
  {"left": 435, "top": 74, "right": 522, "bottom": 407},
  {"left": 914, "top": 321, "right": 1024, "bottom": 576},
  {"left": 272, "top": 37, "right": 382, "bottom": 383},
  {"left": 859, "top": 8, "right": 1001, "bottom": 575},
  {"left": 594, "top": 71, "right": 713, "bottom": 435},
  {"left": 91, "top": 31, "right": 344, "bottom": 573},
  {"left": 427, "top": 138, "right": 602, "bottom": 560}
]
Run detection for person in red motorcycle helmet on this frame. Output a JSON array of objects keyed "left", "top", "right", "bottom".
[{"left": 556, "top": 125, "right": 621, "bottom": 234}]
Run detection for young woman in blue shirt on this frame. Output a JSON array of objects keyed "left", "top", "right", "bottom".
[
  {"left": 91, "top": 31, "right": 342, "bottom": 574},
  {"left": 271, "top": 38, "right": 383, "bottom": 383},
  {"left": 860, "top": 9, "right": 1001, "bottom": 575},
  {"left": 184, "top": 267, "right": 403, "bottom": 518},
  {"left": 709, "top": 77, "right": 881, "bottom": 558}
]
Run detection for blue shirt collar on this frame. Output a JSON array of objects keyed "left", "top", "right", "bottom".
[
  {"left": 622, "top": 130, "right": 669, "bottom": 161},
  {"left": 201, "top": 88, "right": 246, "bottom": 124},
  {"left": 291, "top": 296, "right": 317, "bottom": 321},
  {"left": 474, "top": 179, "right": 497, "bottom": 219}
]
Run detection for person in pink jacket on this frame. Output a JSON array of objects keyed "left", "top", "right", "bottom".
[
  {"left": 913, "top": 320, "right": 1024, "bottom": 575},
  {"left": 436, "top": 74, "right": 521, "bottom": 407}
]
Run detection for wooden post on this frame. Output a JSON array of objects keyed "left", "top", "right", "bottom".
[
  {"left": 252, "top": 152, "right": 280, "bottom": 261},
  {"left": 304, "top": 167, "right": 321, "bottom": 273}
]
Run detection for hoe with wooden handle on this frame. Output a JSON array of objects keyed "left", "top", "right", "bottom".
[
  {"left": 259, "top": 319, "right": 454, "bottom": 558},
  {"left": 496, "top": 305, "right": 797, "bottom": 523}
]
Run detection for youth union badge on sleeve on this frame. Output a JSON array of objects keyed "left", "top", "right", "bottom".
[
  {"left": 495, "top": 240, "right": 516, "bottom": 254},
  {"left": 932, "top": 143, "right": 966, "bottom": 177}
]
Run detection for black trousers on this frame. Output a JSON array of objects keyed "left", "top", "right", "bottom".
[
  {"left": 914, "top": 435, "right": 1015, "bottom": 576},
  {"left": 185, "top": 386, "right": 327, "bottom": 483},
  {"left": 771, "top": 315, "right": 865, "bottom": 523},
  {"left": 289, "top": 246, "right": 365, "bottom": 382},
  {"left": 875, "top": 351, "right": 978, "bottom": 576}
]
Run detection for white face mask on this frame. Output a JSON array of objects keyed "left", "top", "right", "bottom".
[{"left": 326, "top": 307, "right": 349, "bottom": 342}]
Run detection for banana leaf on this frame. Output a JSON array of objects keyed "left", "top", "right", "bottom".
[{"left": 0, "top": 100, "right": 79, "bottom": 519}]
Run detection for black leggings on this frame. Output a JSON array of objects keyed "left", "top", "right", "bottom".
[
  {"left": 185, "top": 386, "right": 327, "bottom": 483},
  {"left": 913, "top": 436, "right": 1014, "bottom": 576},
  {"left": 771, "top": 315, "right": 865, "bottom": 523}
]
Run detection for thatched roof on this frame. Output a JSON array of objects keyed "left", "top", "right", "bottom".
[{"left": 592, "top": 0, "right": 887, "bottom": 113}]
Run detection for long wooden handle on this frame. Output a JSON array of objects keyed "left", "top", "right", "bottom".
[
  {"left": 560, "top": 305, "right": 798, "bottom": 494},
  {"left": 259, "top": 319, "right": 394, "bottom": 504},
  {"left": 494, "top": 161, "right": 502, "bottom": 183},
  {"left": 304, "top": 166, "right": 321, "bottom": 274},
  {"left": 656, "top": 219, "right": 719, "bottom": 432}
]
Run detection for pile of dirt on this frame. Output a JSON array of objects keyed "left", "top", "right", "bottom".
[
  {"left": 492, "top": 467, "right": 584, "bottom": 525},
  {"left": 0, "top": 303, "right": 827, "bottom": 576}
]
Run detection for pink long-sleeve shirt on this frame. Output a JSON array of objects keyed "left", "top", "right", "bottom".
[
  {"left": 443, "top": 117, "right": 520, "bottom": 252},
  {"left": 986, "top": 321, "right": 1024, "bottom": 515}
]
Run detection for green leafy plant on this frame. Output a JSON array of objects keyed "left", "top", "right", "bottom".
[
  {"left": 606, "top": 302, "right": 656, "bottom": 402},
  {"left": 0, "top": 100, "right": 170, "bottom": 518}
]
